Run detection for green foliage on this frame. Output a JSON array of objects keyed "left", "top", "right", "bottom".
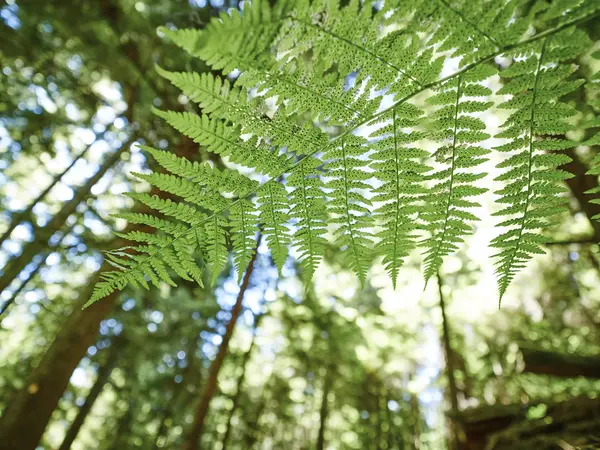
[
  {"left": 492, "top": 28, "right": 589, "bottom": 300},
  {"left": 89, "top": 0, "right": 600, "bottom": 304},
  {"left": 585, "top": 49, "right": 600, "bottom": 224}
]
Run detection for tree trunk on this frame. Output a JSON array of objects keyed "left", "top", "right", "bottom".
[
  {"left": 0, "top": 274, "right": 118, "bottom": 450},
  {"left": 57, "top": 336, "right": 122, "bottom": 450},
  {"left": 0, "top": 140, "right": 94, "bottom": 247},
  {"left": 438, "top": 274, "right": 462, "bottom": 450},
  {"left": 183, "top": 245, "right": 260, "bottom": 450},
  {"left": 221, "top": 311, "right": 264, "bottom": 450},
  {"left": 0, "top": 139, "right": 131, "bottom": 294},
  {"left": 520, "top": 345, "right": 600, "bottom": 379},
  {"left": 316, "top": 365, "right": 333, "bottom": 450}
]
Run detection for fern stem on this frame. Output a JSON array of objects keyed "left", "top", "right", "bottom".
[
  {"left": 299, "top": 160, "right": 316, "bottom": 273},
  {"left": 340, "top": 140, "right": 362, "bottom": 282},
  {"left": 267, "top": 182, "right": 284, "bottom": 255},
  {"left": 426, "top": 75, "right": 464, "bottom": 283},
  {"left": 239, "top": 200, "right": 248, "bottom": 270},
  {"left": 499, "top": 38, "right": 548, "bottom": 301},
  {"left": 391, "top": 108, "right": 403, "bottom": 286},
  {"left": 213, "top": 214, "right": 221, "bottom": 273}
]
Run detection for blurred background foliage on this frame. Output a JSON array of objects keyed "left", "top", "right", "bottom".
[{"left": 1, "top": 1, "right": 600, "bottom": 450}]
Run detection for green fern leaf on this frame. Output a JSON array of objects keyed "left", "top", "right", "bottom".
[
  {"left": 492, "top": 29, "right": 588, "bottom": 301},
  {"left": 369, "top": 104, "right": 430, "bottom": 287},
  {"left": 257, "top": 181, "right": 291, "bottom": 274},
  {"left": 156, "top": 68, "right": 328, "bottom": 157},
  {"left": 324, "top": 136, "right": 374, "bottom": 284},
  {"left": 288, "top": 157, "right": 327, "bottom": 280},
  {"left": 421, "top": 66, "right": 494, "bottom": 283},
  {"left": 229, "top": 199, "right": 260, "bottom": 282}
]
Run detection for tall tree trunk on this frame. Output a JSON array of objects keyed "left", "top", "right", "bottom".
[
  {"left": 183, "top": 244, "right": 260, "bottom": 450},
  {"left": 438, "top": 274, "right": 462, "bottom": 450},
  {"left": 0, "top": 140, "right": 94, "bottom": 247},
  {"left": 316, "top": 365, "right": 333, "bottom": 450},
  {"left": 0, "top": 274, "right": 118, "bottom": 450},
  {"left": 221, "top": 311, "right": 264, "bottom": 450},
  {"left": 0, "top": 140, "right": 132, "bottom": 294},
  {"left": 57, "top": 336, "right": 122, "bottom": 450}
]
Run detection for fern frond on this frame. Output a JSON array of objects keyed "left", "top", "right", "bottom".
[
  {"left": 229, "top": 199, "right": 260, "bottom": 282},
  {"left": 150, "top": 111, "right": 287, "bottom": 176},
  {"left": 204, "top": 214, "right": 229, "bottom": 286},
  {"left": 369, "top": 104, "right": 430, "bottom": 287},
  {"left": 421, "top": 65, "right": 494, "bottom": 283},
  {"left": 587, "top": 152, "right": 600, "bottom": 222},
  {"left": 420, "top": 0, "right": 528, "bottom": 66},
  {"left": 156, "top": 68, "right": 329, "bottom": 157},
  {"left": 257, "top": 181, "right": 291, "bottom": 274},
  {"left": 492, "top": 29, "right": 588, "bottom": 301},
  {"left": 288, "top": 157, "right": 327, "bottom": 280},
  {"left": 324, "top": 136, "right": 374, "bottom": 284},
  {"left": 164, "top": 21, "right": 367, "bottom": 124},
  {"left": 278, "top": 0, "right": 444, "bottom": 100},
  {"left": 584, "top": 49, "right": 600, "bottom": 224}
]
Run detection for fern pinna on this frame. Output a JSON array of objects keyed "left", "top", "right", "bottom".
[{"left": 88, "top": 0, "right": 600, "bottom": 306}]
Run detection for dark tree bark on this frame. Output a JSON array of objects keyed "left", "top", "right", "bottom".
[
  {"left": 0, "top": 139, "right": 132, "bottom": 294},
  {"left": 0, "top": 274, "right": 118, "bottom": 450},
  {"left": 183, "top": 245, "right": 260, "bottom": 450},
  {"left": 438, "top": 274, "right": 462, "bottom": 450},
  {"left": 57, "top": 336, "right": 122, "bottom": 450},
  {"left": 221, "top": 311, "right": 264, "bottom": 450},
  {"left": 520, "top": 345, "right": 600, "bottom": 379},
  {"left": 316, "top": 365, "right": 333, "bottom": 450}
]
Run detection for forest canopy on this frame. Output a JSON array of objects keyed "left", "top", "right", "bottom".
[{"left": 1, "top": 0, "right": 600, "bottom": 450}]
